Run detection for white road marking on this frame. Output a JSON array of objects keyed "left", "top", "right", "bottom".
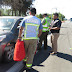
[{"left": 6, "top": 61, "right": 23, "bottom": 72}]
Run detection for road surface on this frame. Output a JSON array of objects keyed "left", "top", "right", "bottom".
[{"left": 0, "top": 21, "right": 72, "bottom": 72}]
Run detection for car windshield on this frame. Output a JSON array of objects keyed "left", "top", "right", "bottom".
[{"left": 0, "top": 18, "right": 17, "bottom": 30}]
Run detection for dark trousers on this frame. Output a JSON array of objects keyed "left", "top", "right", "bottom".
[{"left": 37, "top": 31, "right": 49, "bottom": 50}]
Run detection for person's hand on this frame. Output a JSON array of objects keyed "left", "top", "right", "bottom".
[
  {"left": 18, "top": 38, "right": 21, "bottom": 41},
  {"left": 49, "top": 27, "right": 52, "bottom": 30},
  {"left": 17, "top": 37, "right": 22, "bottom": 41}
]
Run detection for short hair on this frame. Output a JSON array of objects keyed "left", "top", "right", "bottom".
[
  {"left": 53, "top": 13, "right": 59, "bottom": 17},
  {"left": 43, "top": 13, "right": 48, "bottom": 16},
  {"left": 30, "top": 8, "right": 36, "bottom": 14}
]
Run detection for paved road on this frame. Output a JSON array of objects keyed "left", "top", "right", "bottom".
[
  {"left": 0, "top": 21, "right": 72, "bottom": 72},
  {"left": 0, "top": 62, "right": 16, "bottom": 72},
  {"left": 31, "top": 21, "right": 72, "bottom": 72}
]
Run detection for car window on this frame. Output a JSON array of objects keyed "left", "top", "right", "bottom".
[
  {"left": 0, "top": 18, "right": 17, "bottom": 30},
  {"left": 17, "top": 20, "right": 22, "bottom": 26}
]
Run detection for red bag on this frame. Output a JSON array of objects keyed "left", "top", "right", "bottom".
[{"left": 13, "top": 39, "right": 25, "bottom": 61}]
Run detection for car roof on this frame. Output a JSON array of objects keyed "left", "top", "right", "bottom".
[{"left": 0, "top": 16, "right": 24, "bottom": 19}]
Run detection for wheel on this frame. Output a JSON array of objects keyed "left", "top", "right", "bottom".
[
  {"left": 0, "top": 49, "right": 2, "bottom": 63},
  {"left": 3, "top": 45, "right": 14, "bottom": 62},
  {"left": 0, "top": 57, "right": 2, "bottom": 63}
]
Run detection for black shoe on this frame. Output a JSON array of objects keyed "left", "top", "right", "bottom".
[
  {"left": 49, "top": 51, "right": 53, "bottom": 53},
  {"left": 24, "top": 68, "right": 32, "bottom": 72},
  {"left": 26, "top": 68, "right": 32, "bottom": 72}
]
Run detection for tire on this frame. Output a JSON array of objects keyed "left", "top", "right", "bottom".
[
  {"left": 3, "top": 45, "right": 14, "bottom": 62},
  {"left": 0, "top": 57, "right": 2, "bottom": 63}
]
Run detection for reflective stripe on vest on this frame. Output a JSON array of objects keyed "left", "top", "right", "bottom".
[
  {"left": 26, "top": 64, "right": 32, "bottom": 68},
  {"left": 22, "top": 23, "right": 39, "bottom": 40},
  {"left": 42, "top": 17, "right": 50, "bottom": 32}
]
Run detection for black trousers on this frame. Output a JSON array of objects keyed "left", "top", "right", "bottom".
[{"left": 37, "top": 31, "right": 49, "bottom": 50}]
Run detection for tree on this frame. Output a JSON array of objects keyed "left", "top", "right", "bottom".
[
  {"left": 0, "top": 9, "right": 4, "bottom": 16},
  {"left": 38, "top": 14, "right": 43, "bottom": 18},
  {"left": 0, "top": 11, "right": 1, "bottom": 16},
  {"left": 52, "top": 13, "right": 65, "bottom": 21},
  {"left": 1, "top": 0, "right": 35, "bottom": 16},
  {"left": 58, "top": 13, "right": 65, "bottom": 21},
  {"left": 47, "top": 14, "right": 51, "bottom": 19},
  {"left": 5, "top": 9, "right": 12, "bottom": 16},
  {"left": 0, "top": 0, "right": 3, "bottom": 8},
  {"left": 37, "top": 13, "right": 65, "bottom": 21}
]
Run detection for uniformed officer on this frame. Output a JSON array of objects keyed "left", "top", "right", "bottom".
[
  {"left": 37, "top": 13, "right": 50, "bottom": 50},
  {"left": 50, "top": 13, "right": 62, "bottom": 55},
  {"left": 18, "top": 8, "right": 43, "bottom": 72}
]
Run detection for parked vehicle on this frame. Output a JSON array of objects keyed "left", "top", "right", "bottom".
[
  {"left": 70, "top": 18, "right": 72, "bottom": 21},
  {"left": 0, "top": 16, "right": 23, "bottom": 62}
]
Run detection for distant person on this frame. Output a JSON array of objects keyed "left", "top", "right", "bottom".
[
  {"left": 50, "top": 13, "right": 62, "bottom": 55},
  {"left": 18, "top": 8, "right": 43, "bottom": 72},
  {"left": 37, "top": 13, "right": 50, "bottom": 50}
]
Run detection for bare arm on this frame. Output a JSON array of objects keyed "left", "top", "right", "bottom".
[
  {"left": 50, "top": 20, "right": 61, "bottom": 30},
  {"left": 18, "top": 26, "right": 24, "bottom": 38},
  {"left": 51, "top": 27, "right": 60, "bottom": 30},
  {"left": 38, "top": 30, "right": 42, "bottom": 37},
  {"left": 41, "top": 19, "right": 45, "bottom": 25}
]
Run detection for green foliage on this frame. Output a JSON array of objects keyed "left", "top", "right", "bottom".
[
  {"left": 37, "top": 13, "right": 65, "bottom": 21},
  {"left": 38, "top": 14, "right": 43, "bottom": 18},
  {"left": 58, "top": 13, "right": 65, "bottom": 21},
  {"left": 36, "top": 13, "right": 51, "bottom": 19},
  {"left": 47, "top": 14, "right": 51, "bottom": 19},
  {"left": 0, "top": 9, "right": 4, "bottom": 16},
  {"left": 36, "top": 14, "right": 43, "bottom": 18},
  {"left": 0, "top": 0, "right": 35, "bottom": 16}
]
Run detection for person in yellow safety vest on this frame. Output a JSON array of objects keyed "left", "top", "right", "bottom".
[
  {"left": 18, "top": 8, "right": 43, "bottom": 72},
  {"left": 37, "top": 13, "right": 50, "bottom": 50}
]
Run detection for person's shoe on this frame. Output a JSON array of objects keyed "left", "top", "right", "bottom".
[
  {"left": 26, "top": 68, "right": 32, "bottom": 72},
  {"left": 50, "top": 52, "right": 57, "bottom": 55},
  {"left": 24, "top": 67, "right": 32, "bottom": 72},
  {"left": 49, "top": 51, "right": 53, "bottom": 53}
]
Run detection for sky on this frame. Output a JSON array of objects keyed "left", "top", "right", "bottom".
[{"left": 33, "top": 0, "right": 72, "bottom": 19}]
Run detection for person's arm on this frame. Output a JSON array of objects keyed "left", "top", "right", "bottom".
[
  {"left": 50, "top": 20, "right": 61, "bottom": 30},
  {"left": 38, "top": 30, "right": 42, "bottom": 37},
  {"left": 18, "top": 19, "right": 25, "bottom": 39},
  {"left": 50, "top": 27, "right": 60, "bottom": 30},
  {"left": 18, "top": 26, "right": 24, "bottom": 39}
]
